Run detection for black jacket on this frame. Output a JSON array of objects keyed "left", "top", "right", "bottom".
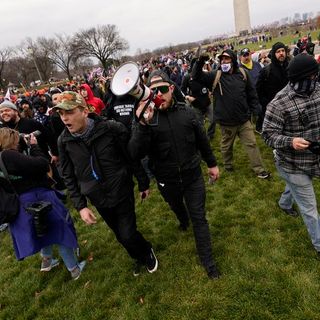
[
  {"left": 101, "top": 93, "right": 136, "bottom": 130},
  {"left": 181, "top": 73, "right": 211, "bottom": 114},
  {"left": 0, "top": 117, "right": 59, "bottom": 157},
  {"left": 58, "top": 115, "right": 148, "bottom": 210},
  {"left": 210, "top": 68, "right": 259, "bottom": 125},
  {"left": 1, "top": 146, "right": 50, "bottom": 194},
  {"left": 128, "top": 102, "right": 217, "bottom": 184},
  {"left": 256, "top": 54, "right": 289, "bottom": 108},
  {"left": 193, "top": 50, "right": 259, "bottom": 126}
]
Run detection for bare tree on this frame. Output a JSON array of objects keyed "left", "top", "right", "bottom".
[
  {"left": 74, "top": 25, "right": 129, "bottom": 70},
  {"left": 132, "top": 48, "right": 152, "bottom": 63},
  {"left": 3, "top": 44, "right": 40, "bottom": 88},
  {"left": 38, "top": 34, "right": 77, "bottom": 80},
  {"left": 0, "top": 48, "right": 12, "bottom": 89},
  {"left": 6, "top": 56, "right": 37, "bottom": 89},
  {"left": 73, "top": 57, "right": 94, "bottom": 77},
  {"left": 23, "top": 38, "right": 55, "bottom": 82}
]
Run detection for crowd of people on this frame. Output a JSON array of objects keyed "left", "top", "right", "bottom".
[{"left": 0, "top": 34, "right": 320, "bottom": 281}]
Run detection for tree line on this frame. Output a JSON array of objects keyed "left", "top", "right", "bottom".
[{"left": 0, "top": 24, "right": 128, "bottom": 89}]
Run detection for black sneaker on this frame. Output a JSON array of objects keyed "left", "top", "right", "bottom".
[
  {"left": 146, "top": 248, "right": 158, "bottom": 273},
  {"left": 257, "top": 171, "right": 270, "bottom": 179},
  {"left": 133, "top": 261, "right": 143, "bottom": 277},
  {"left": 207, "top": 264, "right": 221, "bottom": 279}
]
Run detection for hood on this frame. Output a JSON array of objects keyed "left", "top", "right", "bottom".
[
  {"left": 270, "top": 42, "right": 288, "bottom": 64},
  {"left": 218, "top": 49, "right": 238, "bottom": 70},
  {"left": 80, "top": 83, "right": 94, "bottom": 101}
]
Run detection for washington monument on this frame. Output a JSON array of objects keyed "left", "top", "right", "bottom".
[{"left": 233, "top": 0, "right": 252, "bottom": 36}]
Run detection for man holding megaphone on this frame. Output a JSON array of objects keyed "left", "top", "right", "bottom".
[{"left": 128, "top": 70, "right": 221, "bottom": 279}]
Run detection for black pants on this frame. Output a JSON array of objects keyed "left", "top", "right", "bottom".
[
  {"left": 157, "top": 174, "right": 214, "bottom": 269},
  {"left": 97, "top": 193, "right": 152, "bottom": 264},
  {"left": 256, "top": 104, "right": 267, "bottom": 132}
]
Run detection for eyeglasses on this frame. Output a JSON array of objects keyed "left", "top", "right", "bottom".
[
  {"left": 152, "top": 86, "right": 170, "bottom": 94},
  {"left": 242, "top": 53, "right": 250, "bottom": 57}
]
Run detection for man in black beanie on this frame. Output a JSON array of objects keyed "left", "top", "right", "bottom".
[
  {"left": 256, "top": 42, "right": 290, "bottom": 133},
  {"left": 263, "top": 54, "right": 320, "bottom": 256}
]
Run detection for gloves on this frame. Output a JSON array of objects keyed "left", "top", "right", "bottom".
[
  {"left": 308, "top": 141, "right": 320, "bottom": 155},
  {"left": 199, "top": 54, "right": 210, "bottom": 65}
]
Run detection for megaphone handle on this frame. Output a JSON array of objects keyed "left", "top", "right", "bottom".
[{"left": 136, "top": 92, "right": 154, "bottom": 123}]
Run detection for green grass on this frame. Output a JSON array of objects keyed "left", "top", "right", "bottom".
[
  {"left": 233, "top": 29, "right": 320, "bottom": 52},
  {"left": 1, "top": 127, "right": 320, "bottom": 320}
]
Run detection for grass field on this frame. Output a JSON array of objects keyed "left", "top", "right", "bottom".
[
  {"left": 1, "top": 125, "right": 320, "bottom": 320},
  {"left": 233, "top": 29, "right": 320, "bottom": 53}
]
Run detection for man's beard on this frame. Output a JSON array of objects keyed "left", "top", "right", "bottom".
[{"left": 4, "top": 117, "right": 17, "bottom": 128}]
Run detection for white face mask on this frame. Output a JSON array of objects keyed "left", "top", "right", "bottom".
[{"left": 221, "top": 63, "right": 232, "bottom": 73}]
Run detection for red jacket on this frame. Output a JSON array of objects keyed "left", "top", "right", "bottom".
[{"left": 80, "top": 84, "right": 105, "bottom": 115}]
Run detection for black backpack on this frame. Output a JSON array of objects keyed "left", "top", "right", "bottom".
[{"left": 0, "top": 152, "right": 20, "bottom": 224}]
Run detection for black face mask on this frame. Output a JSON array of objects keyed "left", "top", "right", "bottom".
[{"left": 290, "top": 76, "right": 318, "bottom": 96}]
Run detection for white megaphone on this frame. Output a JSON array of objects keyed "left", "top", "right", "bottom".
[{"left": 110, "top": 62, "right": 163, "bottom": 109}]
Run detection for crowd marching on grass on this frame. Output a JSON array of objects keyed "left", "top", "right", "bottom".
[{"left": 0, "top": 29, "right": 320, "bottom": 319}]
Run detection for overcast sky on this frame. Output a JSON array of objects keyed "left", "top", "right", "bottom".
[{"left": 1, "top": 0, "right": 319, "bottom": 55}]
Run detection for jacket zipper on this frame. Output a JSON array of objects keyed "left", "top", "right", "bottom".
[{"left": 165, "top": 111, "right": 183, "bottom": 183}]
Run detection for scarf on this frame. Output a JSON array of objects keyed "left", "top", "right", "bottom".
[{"left": 71, "top": 118, "right": 95, "bottom": 142}]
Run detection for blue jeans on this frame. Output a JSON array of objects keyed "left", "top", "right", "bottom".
[
  {"left": 41, "top": 245, "right": 78, "bottom": 271},
  {"left": 276, "top": 163, "right": 320, "bottom": 252}
]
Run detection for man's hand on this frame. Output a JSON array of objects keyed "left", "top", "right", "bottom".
[
  {"left": 292, "top": 138, "right": 310, "bottom": 150},
  {"left": 51, "top": 155, "right": 59, "bottom": 165},
  {"left": 208, "top": 166, "right": 220, "bottom": 182},
  {"left": 28, "top": 133, "right": 38, "bottom": 145},
  {"left": 199, "top": 54, "right": 210, "bottom": 64},
  {"left": 185, "top": 95, "right": 196, "bottom": 103},
  {"left": 135, "top": 100, "right": 155, "bottom": 125},
  {"left": 79, "top": 207, "right": 97, "bottom": 225}
]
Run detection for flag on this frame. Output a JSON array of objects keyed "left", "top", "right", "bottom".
[{"left": 4, "top": 88, "right": 11, "bottom": 101}]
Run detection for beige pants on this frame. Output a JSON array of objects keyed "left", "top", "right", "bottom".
[{"left": 220, "top": 120, "right": 265, "bottom": 174}]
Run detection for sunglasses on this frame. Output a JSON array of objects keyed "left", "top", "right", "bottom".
[{"left": 152, "top": 86, "right": 170, "bottom": 94}]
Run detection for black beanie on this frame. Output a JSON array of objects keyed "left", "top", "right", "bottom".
[
  {"left": 287, "top": 53, "right": 319, "bottom": 82},
  {"left": 272, "top": 42, "right": 286, "bottom": 52},
  {"left": 20, "top": 99, "right": 31, "bottom": 106}
]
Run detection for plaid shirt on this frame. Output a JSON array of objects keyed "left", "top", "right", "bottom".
[{"left": 262, "top": 83, "right": 320, "bottom": 177}]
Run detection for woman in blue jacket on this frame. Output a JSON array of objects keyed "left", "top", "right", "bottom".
[{"left": 0, "top": 127, "right": 85, "bottom": 280}]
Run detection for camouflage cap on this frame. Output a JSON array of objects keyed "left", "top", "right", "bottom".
[{"left": 53, "top": 91, "right": 87, "bottom": 110}]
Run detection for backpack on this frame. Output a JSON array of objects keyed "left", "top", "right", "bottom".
[
  {"left": 212, "top": 67, "right": 247, "bottom": 96},
  {"left": 0, "top": 152, "right": 20, "bottom": 224}
]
